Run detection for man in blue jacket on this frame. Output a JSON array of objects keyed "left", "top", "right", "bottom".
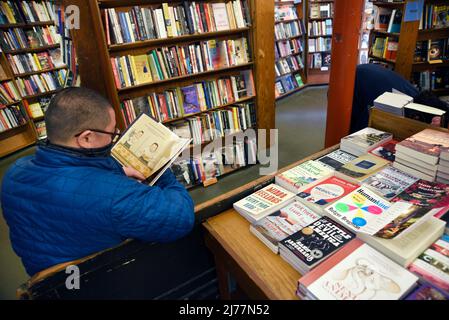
[{"left": 1, "top": 87, "right": 195, "bottom": 276}]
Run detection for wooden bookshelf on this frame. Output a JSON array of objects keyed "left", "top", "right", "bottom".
[{"left": 66, "top": 0, "right": 275, "bottom": 189}]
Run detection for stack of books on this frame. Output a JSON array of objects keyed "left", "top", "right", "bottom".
[
  {"left": 394, "top": 129, "right": 449, "bottom": 181},
  {"left": 340, "top": 127, "right": 393, "bottom": 156},
  {"left": 438, "top": 150, "right": 449, "bottom": 184},
  {"left": 373, "top": 91, "right": 413, "bottom": 116}
]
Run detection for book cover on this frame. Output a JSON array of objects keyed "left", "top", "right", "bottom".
[
  {"left": 280, "top": 217, "right": 355, "bottom": 268},
  {"left": 362, "top": 166, "right": 419, "bottom": 200},
  {"left": 317, "top": 149, "right": 357, "bottom": 170},
  {"left": 369, "top": 140, "right": 398, "bottom": 162},
  {"left": 341, "top": 127, "right": 392, "bottom": 154},
  {"left": 276, "top": 160, "right": 333, "bottom": 191},
  {"left": 396, "top": 129, "right": 449, "bottom": 163},
  {"left": 406, "top": 283, "right": 449, "bottom": 300},
  {"left": 392, "top": 180, "right": 449, "bottom": 208},
  {"left": 325, "top": 187, "right": 392, "bottom": 235},
  {"left": 304, "top": 242, "right": 418, "bottom": 300},
  {"left": 297, "top": 176, "right": 359, "bottom": 208},
  {"left": 336, "top": 154, "right": 389, "bottom": 183},
  {"left": 181, "top": 85, "right": 201, "bottom": 114},
  {"left": 251, "top": 200, "right": 321, "bottom": 250},
  {"left": 172, "top": 159, "right": 195, "bottom": 188},
  {"left": 409, "top": 248, "right": 449, "bottom": 292}
]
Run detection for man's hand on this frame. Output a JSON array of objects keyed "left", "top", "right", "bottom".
[{"left": 123, "top": 167, "right": 146, "bottom": 182}]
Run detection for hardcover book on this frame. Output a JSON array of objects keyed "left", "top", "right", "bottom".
[
  {"left": 250, "top": 200, "right": 321, "bottom": 253},
  {"left": 362, "top": 166, "right": 419, "bottom": 200},
  {"left": 335, "top": 154, "right": 390, "bottom": 184},
  {"left": 299, "top": 240, "right": 418, "bottom": 300},
  {"left": 317, "top": 149, "right": 357, "bottom": 170},
  {"left": 279, "top": 217, "right": 355, "bottom": 273},
  {"left": 181, "top": 85, "right": 201, "bottom": 114},
  {"left": 275, "top": 160, "right": 334, "bottom": 193},
  {"left": 324, "top": 187, "right": 392, "bottom": 235}
]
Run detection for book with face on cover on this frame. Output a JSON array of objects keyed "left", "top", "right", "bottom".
[
  {"left": 298, "top": 240, "right": 418, "bottom": 300},
  {"left": 275, "top": 160, "right": 334, "bottom": 193},
  {"left": 316, "top": 149, "right": 357, "bottom": 170},
  {"left": 250, "top": 200, "right": 321, "bottom": 253},
  {"left": 335, "top": 154, "right": 390, "bottom": 184},
  {"left": 362, "top": 166, "right": 419, "bottom": 200},
  {"left": 111, "top": 113, "right": 191, "bottom": 185},
  {"left": 233, "top": 184, "right": 296, "bottom": 224}
]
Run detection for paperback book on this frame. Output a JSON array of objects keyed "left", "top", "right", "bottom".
[
  {"left": 335, "top": 153, "right": 390, "bottom": 184},
  {"left": 316, "top": 149, "right": 357, "bottom": 170},
  {"left": 340, "top": 127, "right": 393, "bottom": 156},
  {"left": 409, "top": 247, "right": 449, "bottom": 293},
  {"left": 369, "top": 139, "right": 398, "bottom": 162}
]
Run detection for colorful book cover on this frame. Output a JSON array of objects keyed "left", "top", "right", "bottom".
[
  {"left": 409, "top": 249, "right": 449, "bottom": 292},
  {"left": 341, "top": 127, "right": 392, "bottom": 150},
  {"left": 362, "top": 166, "right": 419, "bottom": 200},
  {"left": 302, "top": 241, "right": 418, "bottom": 300},
  {"left": 317, "top": 149, "right": 357, "bottom": 170},
  {"left": 430, "top": 235, "right": 449, "bottom": 258},
  {"left": 181, "top": 85, "right": 201, "bottom": 114},
  {"left": 392, "top": 180, "right": 449, "bottom": 208},
  {"left": 276, "top": 160, "right": 333, "bottom": 190},
  {"left": 280, "top": 217, "right": 355, "bottom": 268},
  {"left": 396, "top": 129, "right": 449, "bottom": 160},
  {"left": 336, "top": 154, "right": 389, "bottom": 182},
  {"left": 297, "top": 176, "right": 359, "bottom": 208},
  {"left": 369, "top": 140, "right": 398, "bottom": 162},
  {"left": 406, "top": 283, "right": 449, "bottom": 300},
  {"left": 251, "top": 201, "right": 321, "bottom": 249},
  {"left": 325, "top": 187, "right": 392, "bottom": 235}
]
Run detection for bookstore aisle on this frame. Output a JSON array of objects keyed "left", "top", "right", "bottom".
[{"left": 0, "top": 87, "right": 328, "bottom": 299}]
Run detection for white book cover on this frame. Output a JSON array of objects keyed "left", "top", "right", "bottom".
[
  {"left": 409, "top": 248, "right": 449, "bottom": 292},
  {"left": 324, "top": 187, "right": 392, "bottom": 235},
  {"left": 212, "top": 3, "right": 230, "bottom": 31},
  {"left": 341, "top": 127, "right": 393, "bottom": 151},
  {"left": 307, "top": 243, "right": 418, "bottom": 300},
  {"left": 374, "top": 91, "right": 413, "bottom": 110}
]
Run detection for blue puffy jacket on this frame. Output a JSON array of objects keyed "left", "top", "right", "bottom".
[{"left": 1, "top": 144, "right": 195, "bottom": 276}]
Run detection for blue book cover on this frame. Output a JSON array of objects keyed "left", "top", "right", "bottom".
[
  {"left": 181, "top": 85, "right": 201, "bottom": 114},
  {"left": 118, "top": 12, "right": 131, "bottom": 43}
]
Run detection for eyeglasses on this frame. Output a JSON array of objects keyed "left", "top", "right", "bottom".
[{"left": 75, "top": 128, "right": 122, "bottom": 143}]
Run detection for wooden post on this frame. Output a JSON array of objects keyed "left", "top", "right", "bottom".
[
  {"left": 325, "top": 0, "right": 364, "bottom": 148},
  {"left": 252, "top": 0, "right": 275, "bottom": 146}
]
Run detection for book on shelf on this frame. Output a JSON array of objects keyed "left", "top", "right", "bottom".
[
  {"left": 307, "top": 37, "right": 332, "bottom": 53},
  {"left": 0, "top": 25, "right": 61, "bottom": 51},
  {"left": 0, "top": 63, "right": 7, "bottom": 80},
  {"left": 279, "top": 217, "right": 356, "bottom": 275},
  {"left": 275, "top": 4, "right": 298, "bottom": 22},
  {"left": 276, "top": 38, "right": 304, "bottom": 58},
  {"left": 15, "top": 69, "right": 67, "bottom": 97},
  {"left": 335, "top": 153, "right": 390, "bottom": 185},
  {"left": 0, "top": 104, "right": 27, "bottom": 132},
  {"left": 369, "top": 139, "right": 398, "bottom": 162},
  {"left": 23, "top": 100, "right": 44, "bottom": 119},
  {"left": 249, "top": 200, "right": 321, "bottom": 254},
  {"left": 110, "top": 36, "right": 251, "bottom": 89},
  {"left": 34, "top": 119, "right": 46, "bottom": 140},
  {"left": 408, "top": 236, "right": 449, "bottom": 294},
  {"left": 0, "top": 1, "right": 55, "bottom": 24},
  {"left": 296, "top": 176, "right": 359, "bottom": 214},
  {"left": 362, "top": 165, "right": 419, "bottom": 200},
  {"left": 275, "top": 160, "right": 334, "bottom": 194},
  {"left": 275, "top": 20, "right": 305, "bottom": 40},
  {"left": 0, "top": 80, "right": 22, "bottom": 104},
  {"left": 233, "top": 184, "right": 296, "bottom": 224},
  {"left": 405, "top": 282, "right": 449, "bottom": 300},
  {"left": 340, "top": 127, "right": 393, "bottom": 156},
  {"left": 104, "top": 1, "right": 251, "bottom": 45},
  {"left": 357, "top": 217, "right": 445, "bottom": 268},
  {"left": 420, "top": 4, "right": 449, "bottom": 30},
  {"left": 111, "top": 113, "right": 191, "bottom": 185},
  {"left": 316, "top": 149, "right": 357, "bottom": 170},
  {"left": 297, "top": 240, "right": 419, "bottom": 300}
]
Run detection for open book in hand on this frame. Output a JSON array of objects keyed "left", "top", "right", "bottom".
[{"left": 111, "top": 113, "right": 191, "bottom": 185}]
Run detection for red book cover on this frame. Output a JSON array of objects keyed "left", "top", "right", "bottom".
[
  {"left": 393, "top": 180, "right": 449, "bottom": 208},
  {"left": 157, "top": 93, "right": 169, "bottom": 121},
  {"left": 397, "top": 129, "right": 449, "bottom": 158},
  {"left": 104, "top": 9, "right": 111, "bottom": 45},
  {"left": 195, "top": 4, "right": 204, "bottom": 33},
  {"left": 110, "top": 58, "right": 121, "bottom": 88},
  {"left": 369, "top": 139, "right": 398, "bottom": 162},
  {"left": 225, "top": 79, "right": 234, "bottom": 103}
]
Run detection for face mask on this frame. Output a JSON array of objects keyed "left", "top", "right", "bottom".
[{"left": 80, "top": 142, "right": 114, "bottom": 158}]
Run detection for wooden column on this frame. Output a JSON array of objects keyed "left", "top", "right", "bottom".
[
  {"left": 325, "top": 0, "right": 364, "bottom": 148},
  {"left": 252, "top": 0, "right": 275, "bottom": 142}
]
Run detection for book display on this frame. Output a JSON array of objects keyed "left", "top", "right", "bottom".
[
  {"left": 66, "top": 0, "right": 275, "bottom": 189},
  {"left": 367, "top": 0, "right": 449, "bottom": 97},
  {"left": 0, "top": 0, "right": 72, "bottom": 156}
]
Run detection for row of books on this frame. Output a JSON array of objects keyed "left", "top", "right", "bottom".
[
  {"left": 15, "top": 69, "right": 67, "bottom": 97},
  {"left": 0, "top": 1, "right": 55, "bottom": 25},
  {"left": 167, "top": 103, "right": 256, "bottom": 145},
  {"left": 309, "top": 2, "right": 333, "bottom": 19},
  {"left": 235, "top": 127, "right": 449, "bottom": 299},
  {"left": 110, "top": 37, "right": 251, "bottom": 89},
  {"left": 412, "top": 69, "right": 449, "bottom": 92},
  {"left": 6, "top": 49, "right": 65, "bottom": 75},
  {"left": 420, "top": 4, "right": 449, "bottom": 30},
  {"left": 172, "top": 136, "right": 257, "bottom": 188},
  {"left": 275, "top": 73, "right": 304, "bottom": 98},
  {"left": 104, "top": 1, "right": 251, "bottom": 45},
  {"left": 275, "top": 4, "right": 298, "bottom": 22},
  {"left": 415, "top": 38, "right": 449, "bottom": 63},
  {"left": 275, "top": 38, "right": 303, "bottom": 59},
  {"left": 308, "top": 37, "right": 332, "bottom": 53},
  {"left": 308, "top": 19, "right": 332, "bottom": 37},
  {"left": 120, "top": 70, "right": 255, "bottom": 125},
  {"left": 275, "top": 20, "right": 305, "bottom": 41},
  {"left": 371, "top": 36, "right": 398, "bottom": 61},
  {"left": 0, "top": 105, "right": 28, "bottom": 132},
  {"left": 0, "top": 26, "right": 60, "bottom": 51},
  {"left": 275, "top": 54, "right": 304, "bottom": 78},
  {"left": 0, "top": 81, "right": 22, "bottom": 105},
  {"left": 374, "top": 7, "right": 402, "bottom": 33},
  {"left": 308, "top": 52, "right": 331, "bottom": 70}
]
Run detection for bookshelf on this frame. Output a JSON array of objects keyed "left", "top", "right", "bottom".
[
  {"left": 368, "top": 0, "right": 449, "bottom": 96},
  {"left": 0, "top": 0, "right": 73, "bottom": 156},
  {"left": 66, "top": 0, "right": 276, "bottom": 189},
  {"left": 274, "top": 0, "right": 307, "bottom": 100},
  {"left": 305, "top": 0, "right": 334, "bottom": 85}
]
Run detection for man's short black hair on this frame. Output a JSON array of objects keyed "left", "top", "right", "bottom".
[{"left": 45, "top": 87, "right": 113, "bottom": 144}]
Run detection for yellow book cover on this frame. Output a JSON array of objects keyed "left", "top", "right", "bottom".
[
  {"left": 2, "top": 2, "right": 16, "bottom": 23},
  {"left": 131, "top": 54, "right": 153, "bottom": 84},
  {"left": 28, "top": 102, "right": 44, "bottom": 118},
  {"left": 33, "top": 53, "right": 42, "bottom": 70},
  {"left": 226, "top": 2, "right": 237, "bottom": 29},
  {"left": 175, "top": 87, "right": 185, "bottom": 117},
  {"left": 119, "top": 56, "right": 131, "bottom": 87},
  {"left": 232, "top": 107, "right": 239, "bottom": 130},
  {"left": 162, "top": 3, "right": 173, "bottom": 37}
]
